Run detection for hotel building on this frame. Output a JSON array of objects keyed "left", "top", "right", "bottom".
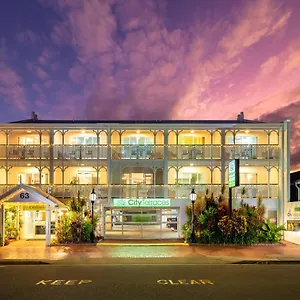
[{"left": 0, "top": 113, "right": 292, "bottom": 243}]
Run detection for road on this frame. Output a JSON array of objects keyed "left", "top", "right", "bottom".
[{"left": 0, "top": 264, "right": 299, "bottom": 300}]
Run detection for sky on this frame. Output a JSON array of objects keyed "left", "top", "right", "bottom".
[{"left": 0, "top": 0, "right": 300, "bottom": 170}]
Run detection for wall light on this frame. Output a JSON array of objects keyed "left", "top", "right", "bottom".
[
  {"left": 245, "top": 130, "right": 250, "bottom": 133},
  {"left": 27, "top": 163, "right": 31, "bottom": 166},
  {"left": 136, "top": 130, "right": 140, "bottom": 134},
  {"left": 27, "top": 130, "right": 32, "bottom": 133}
]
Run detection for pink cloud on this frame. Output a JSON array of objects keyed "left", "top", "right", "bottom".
[
  {"left": 0, "top": 62, "right": 27, "bottom": 111},
  {"left": 220, "top": 0, "right": 292, "bottom": 58}
]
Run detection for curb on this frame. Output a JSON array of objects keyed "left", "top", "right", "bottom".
[
  {"left": 0, "top": 260, "right": 50, "bottom": 265},
  {"left": 233, "top": 260, "right": 300, "bottom": 264},
  {"left": 96, "top": 243, "right": 188, "bottom": 246},
  {"left": 187, "top": 243, "right": 285, "bottom": 247}
]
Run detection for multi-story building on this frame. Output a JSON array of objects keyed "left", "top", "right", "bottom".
[{"left": 0, "top": 113, "right": 291, "bottom": 242}]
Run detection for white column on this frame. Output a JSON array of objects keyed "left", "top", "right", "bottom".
[
  {"left": 45, "top": 204, "right": 51, "bottom": 246},
  {"left": 0, "top": 205, "right": 4, "bottom": 246}
]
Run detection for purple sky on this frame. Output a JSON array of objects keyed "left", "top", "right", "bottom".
[{"left": 0, "top": 0, "right": 300, "bottom": 170}]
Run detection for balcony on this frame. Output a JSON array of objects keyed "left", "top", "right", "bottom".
[
  {"left": 111, "top": 145, "right": 164, "bottom": 160},
  {"left": 0, "top": 183, "right": 279, "bottom": 200},
  {"left": 224, "top": 145, "right": 279, "bottom": 160},
  {"left": 53, "top": 145, "right": 108, "bottom": 160},
  {"left": 0, "top": 145, "right": 50, "bottom": 160},
  {"left": 167, "top": 145, "right": 221, "bottom": 160}
]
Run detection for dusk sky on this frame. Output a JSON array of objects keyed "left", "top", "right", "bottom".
[{"left": 0, "top": 0, "right": 300, "bottom": 170}]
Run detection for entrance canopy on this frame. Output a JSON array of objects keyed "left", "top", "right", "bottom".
[{"left": 0, "top": 184, "right": 66, "bottom": 208}]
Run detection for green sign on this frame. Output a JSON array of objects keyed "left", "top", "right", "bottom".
[
  {"left": 228, "top": 159, "right": 240, "bottom": 188},
  {"left": 295, "top": 207, "right": 300, "bottom": 212},
  {"left": 113, "top": 198, "right": 171, "bottom": 208}
]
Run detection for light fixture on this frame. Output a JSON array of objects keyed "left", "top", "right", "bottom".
[
  {"left": 81, "top": 130, "right": 85, "bottom": 134},
  {"left": 81, "top": 164, "right": 84, "bottom": 166},
  {"left": 190, "top": 163, "right": 194, "bottom": 166},
  {"left": 136, "top": 130, "right": 140, "bottom": 134},
  {"left": 27, "top": 130, "right": 32, "bottom": 133},
  {"left": 89, "top": 188, "right": 97, "bottom": 243},
  {"left": 27, "top": 163, "right": 31, "bottom": 166},
  {"left": 189, "top": 188, "right": 197, "bottom": 244},
  {"left": 245, "top": 130, "right": 250, "bottom": 133},
  {"left": 191, "top": 130, "right": 195, "bottom": 133}
]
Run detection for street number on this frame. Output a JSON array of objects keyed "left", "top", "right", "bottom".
[{"left": 20, "top": 192, "right": 30, "bottom": 199}]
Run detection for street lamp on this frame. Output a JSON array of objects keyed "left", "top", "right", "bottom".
[
  {"left": 190, "top": 188, "right": 197, "bottom": 243},
  {"left": 89, "top": 188, "right": 97, "bottom": 243}
]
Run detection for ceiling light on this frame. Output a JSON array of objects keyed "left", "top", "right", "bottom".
[
  {"left": 81, "top": 130, "right": 85, "bottom": 134},
  {"left": 27, "top": 163, "right": 31, "bottom": 166},
  {"left": 136, "top": 130, "right": 140, "bottom": 134},
  {"left": 27, "top": 130, "right": 32, "bottom": 133},
  {"left": 245, "top": 130, "right": 249, "bottom": 133},
  {"left": 191, "top": 130, "right": 195, "bottom": 133},
  {"left": 190, "top": 163, "right": 194, "bottom": 166},
  {"left": 81, "top": 164, "right": 84, "bottom": 166}
]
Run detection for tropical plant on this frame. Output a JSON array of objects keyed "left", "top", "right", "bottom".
[{"left": 260, "top": 219, "right": 285, "bottom": 243}]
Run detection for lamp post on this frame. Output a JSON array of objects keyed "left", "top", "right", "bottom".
[
  {"left": 190, "top": 188, "right": 197, "bottom": 243},
  {"left": 89, "top": 188, "right": 97, "bottom": 243}
]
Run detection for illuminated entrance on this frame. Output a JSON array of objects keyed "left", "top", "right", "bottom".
[
  {"left": 0, "top": 184, "right": 66, "bottom": 246},
  {"left": 104, "top": 207, "right": 179, "bottom": 239}
]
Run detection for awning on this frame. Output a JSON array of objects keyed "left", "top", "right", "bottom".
[{"left": 0, "top": 184, "right": 67, "bottom": 208}]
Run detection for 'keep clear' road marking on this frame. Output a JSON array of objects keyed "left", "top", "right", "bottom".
[
  {"left": 157, "top": 279, "right": 214, "bottom": 285},
  {"left": 36, "top": 280, "right": 92, "bottom": 286}
]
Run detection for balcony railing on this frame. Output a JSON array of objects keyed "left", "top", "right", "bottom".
[
  {"left": 167, "top": 145, "right": 221, "bottom": 160},
  {"left": 53, "top": 145, "right": 108, "bottom": 160},
  {"left": 0, "top": 145, "right": 50, "bottom": 159},
  {"left": 224, "top": 145, "right": 279, "bottom": 160},
  {"left": 111, "top": 145, "right": 164, "bottom": 159},
  {"left": 0, "top": 183, "right": 279, "bottom": 200}
]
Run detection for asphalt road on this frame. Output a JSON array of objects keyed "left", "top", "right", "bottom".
[{"left": 0, "top": 264, "right": 300, "bottom": 300}]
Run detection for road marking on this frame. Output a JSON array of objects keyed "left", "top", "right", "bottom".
[
  {"left": 36, "top": 280, "right": 92, "bottom": 286},
  {"left": 157, "top": 279, "right": 214, "bottom": 285}
]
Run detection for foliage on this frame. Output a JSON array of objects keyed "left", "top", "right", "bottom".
[
  {"left": 259, "top": 219, "right": 285, "bottom": 243},
  {"left": 4, "top": 207, "right": 20, "bottom": 241},
  {"left": 182, "top": 188, "right": 285, "bottom": 245},
  {"left": 55, "top": 191, "right": 98, "bottom": 244}
]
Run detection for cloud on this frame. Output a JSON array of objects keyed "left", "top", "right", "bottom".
[
  {"left": 259, "top": 100, "right": 300, "bottom": 171},
  {"left": 16, "top": 30, "right": 40, "bottom": 44},
  {"left": 0, "top": 62, "right": 27, "bottom": 111},
  {"left": 220, "top": 0, "right": 291, "bottom": 58}
]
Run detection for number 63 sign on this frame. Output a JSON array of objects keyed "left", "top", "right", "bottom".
[{"left": 20, "top": 192, "right": 30, "bottom": 199}]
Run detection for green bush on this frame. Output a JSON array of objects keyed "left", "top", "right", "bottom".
[{"left": 182, "top": 188, "right": 285, "bottom": 245}]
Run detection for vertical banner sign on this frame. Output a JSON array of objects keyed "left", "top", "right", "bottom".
[
  {"left": 228, "top": 159, "right": 240, "bottom": 188},
  {"left": 228, "top": 159, "right": 240, "bottom": 218}
]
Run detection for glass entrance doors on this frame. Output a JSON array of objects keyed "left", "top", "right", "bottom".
[{"left": 104, "top": 208, "right": 179, "bottom": 239}]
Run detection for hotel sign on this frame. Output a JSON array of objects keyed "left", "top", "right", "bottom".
[
  {"left": 228, "top": 159, "right": 240, "bottom": 188},
  {"left": 113, "top": 198, "right": 171, "bottom": 208}
]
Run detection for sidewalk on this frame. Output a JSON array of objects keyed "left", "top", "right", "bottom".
[{"left": 1, "top": 240, "right": 300, "bottom": 264}]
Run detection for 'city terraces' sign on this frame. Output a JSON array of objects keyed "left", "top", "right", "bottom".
[{"left": 113, "top": 198, "right": 171, "bottom": 208}]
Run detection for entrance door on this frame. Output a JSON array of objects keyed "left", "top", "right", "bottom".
[{"left": 104, "top": 208, "right": 179, "bottom": 239}]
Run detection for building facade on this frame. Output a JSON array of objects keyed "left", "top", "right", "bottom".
[{"left": 0, "top": 116, "right": 291, "bottom": 240}]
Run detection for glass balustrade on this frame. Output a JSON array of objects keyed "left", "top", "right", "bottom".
[
  {"left": 111, "top": 145, "right": 164, "bottom": 159},
  {"left": 53, "top": 145, "right": 108, "bottom": 159},
  {"left": 224, "top": 145, "right": 279, "bottom": 160},
  {"left": 0, "top": 183, "right": 279, "bottom": 199}
]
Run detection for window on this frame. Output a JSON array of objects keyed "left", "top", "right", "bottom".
[
  {"left": 71, "top": 135, "right": 97, "bottom": 145},
  {"left": 228, "top": 135, "right": 257, "bottom": 144}
]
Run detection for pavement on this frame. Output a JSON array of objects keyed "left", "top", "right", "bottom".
[
  {"left": 1, "top": 264, "right": 300, "bottom": 300},
  {"left": 1, "top": 240, "right": 300, "bottom": 264}
]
